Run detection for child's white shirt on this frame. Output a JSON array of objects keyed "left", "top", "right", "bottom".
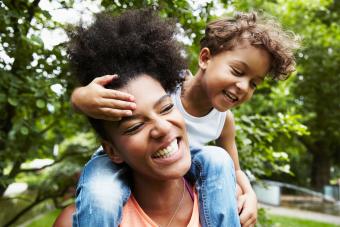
[{"left": 171, "top": 86, "right": 227, "bottom": 148}]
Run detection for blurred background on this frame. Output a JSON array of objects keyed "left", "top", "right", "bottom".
[{"left": 1, "top": 0, "right": 339, "bottom": 226}]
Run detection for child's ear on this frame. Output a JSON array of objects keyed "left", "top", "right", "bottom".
[
  {"left": 102, "top": 140, "right": 124, "bottom": 164},
  {"left": 198, "top": 48, "right": 211, "bottom": 70}
]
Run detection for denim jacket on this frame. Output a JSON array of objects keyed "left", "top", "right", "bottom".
[{"left": 73, "top": 146, "right": 240, "bottom": 227}]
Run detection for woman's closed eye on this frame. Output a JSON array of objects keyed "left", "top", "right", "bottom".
[
  {"left": 124, "top": 122, "right": 144, "bottom": 135},
  {"left": 160, "top": 103, "right": 174, "bottom": 114},
  {"left": 122, "top": 102, "right": 174, "bottom": 135}
]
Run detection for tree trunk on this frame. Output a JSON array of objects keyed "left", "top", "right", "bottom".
[{"left": 310, "top": 147, "right": 331, "bottom": 191}]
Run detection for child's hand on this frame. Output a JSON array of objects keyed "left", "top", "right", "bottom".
[
  {"left": 71, "top": 74, "right": 136, "bottom": 121},
  {"left": 237, "top": 190, "right": 257, "bottom": 227}
]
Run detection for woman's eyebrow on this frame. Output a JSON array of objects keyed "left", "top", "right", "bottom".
[
  {"left": 153, "top": 94, "right": 171, "bottom": 108},
  {"left": 117, "top": 114, "right": 142, "bottom": 127}
]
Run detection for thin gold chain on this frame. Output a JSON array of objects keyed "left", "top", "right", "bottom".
[{"left": 163, "top": 178, "right": 186, "bottom": 227}]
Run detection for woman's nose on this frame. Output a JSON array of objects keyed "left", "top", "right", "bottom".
[{"left": 150, "top": 118, "right": 172, "bottom": 139}]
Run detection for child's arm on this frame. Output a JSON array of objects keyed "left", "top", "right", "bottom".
[
  {"left": 71, "top": 74, "right": 136, "bottom": 121},
  {"left": 216, "top": 110, "right": 257, "bottom": 227}
]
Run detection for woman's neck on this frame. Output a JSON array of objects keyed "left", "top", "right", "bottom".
[
  {"left": 132, "top": 174, "right": 193, "bottom": 226},
  {"left": 181, "top": 70, "right": 214, "bottom": 117}
]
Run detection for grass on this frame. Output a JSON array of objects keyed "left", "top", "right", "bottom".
[{"left": 270, "top": 214, "right": 340, "bottom": 227}]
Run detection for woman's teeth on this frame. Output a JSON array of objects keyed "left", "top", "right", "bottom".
[{"left": 153, "top": 139, "right": 178, "bottom": 159}]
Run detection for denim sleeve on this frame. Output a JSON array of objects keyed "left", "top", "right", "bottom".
[
  {"left": 187, "top": 146, "right": 241, "bottom": 227},
  {"left": 72, "top": 150, "right": 131, "bottom": 227}
]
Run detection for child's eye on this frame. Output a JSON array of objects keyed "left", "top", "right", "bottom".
[
  {"left": 250, "top": 82, "right": 258, "bottom": 89},
  {"left": 231, "top": 67, "right": 243, "bottom": 76},
  {"left": 124, "top": 123, "right": 144, "bottom": 135},
  {"left": 161, "top": 103, "right": 174, "bottom": 114}
]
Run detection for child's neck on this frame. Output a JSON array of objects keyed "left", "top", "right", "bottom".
[{"left": 181, "top": 70, "right": 214, "bottom": 117}]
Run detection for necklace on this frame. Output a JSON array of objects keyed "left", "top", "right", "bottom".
[{"left": 163, "top": 178, "right": 186, "bottom": 227}]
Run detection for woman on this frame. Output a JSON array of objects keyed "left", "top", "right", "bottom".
[{"left": 54, "top": 9, "right": 238, "bottom": 227}]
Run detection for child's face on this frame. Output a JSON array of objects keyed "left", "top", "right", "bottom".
[
  {"left": 200, "top": 42, "right": 271, "bottom": 111},
  {"left": 104, "top": 75, "right": 191, "bottom": 181}
]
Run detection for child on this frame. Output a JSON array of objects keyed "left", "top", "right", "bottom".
[
  {"left": 70, "top": 9, "right": 240, "bottom": 227},
  {"left": 72, "top": 11, "right": 298, "bottom": 227}
]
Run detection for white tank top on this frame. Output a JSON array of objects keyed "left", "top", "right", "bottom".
[{"left": 171, "top": 86, "right": 227, "bottom": 148}]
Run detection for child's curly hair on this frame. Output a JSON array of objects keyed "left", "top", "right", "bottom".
[
  {"left": 200, "top": 12, "right": 299, "bottom": 80},
  {"left": 68, "top": 8, "right": 187, "bottom": 93}
]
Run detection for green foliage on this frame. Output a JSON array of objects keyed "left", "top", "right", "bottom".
[
  {"left": 27, "top": 209, "right": 61, "bottom": 227},
  {"left": 1, "top": 0, "right": 338, "bottom": 224},
  {"left": 235, "top": 112, "right": 308, "bottom": 177},
  {"left": 257, "top": 208, "right": 274, "bottom": 227},
  {"left": 0, "top": 0, "right": 96, "bottom": 225}
]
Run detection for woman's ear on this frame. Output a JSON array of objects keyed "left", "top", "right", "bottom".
[
  {"left": 198, "top": 47, "right": 211, "bottom": 70},
  {"left": 102, "top": 140, "right": 124, "bottom": 164}
]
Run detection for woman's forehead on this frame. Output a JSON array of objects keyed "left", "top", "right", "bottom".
[{"left": 119, "top": 75, "right": 166, "bottom": 102}]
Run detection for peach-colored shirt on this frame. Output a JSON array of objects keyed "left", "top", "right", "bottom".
[{"left": 120, "top": 189, "right": 200, "bottom": 227}]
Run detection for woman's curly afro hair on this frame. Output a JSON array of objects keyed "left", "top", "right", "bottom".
[
  {"left": 68, "top": 8, "right": 187, "bottom": 93},
  {"left": 67, "top": 9, "right": 187, "bottom": 140}
]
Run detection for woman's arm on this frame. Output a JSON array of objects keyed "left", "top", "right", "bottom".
[{"left": 53, "top": 204, "right": 75, "bottom": 227}]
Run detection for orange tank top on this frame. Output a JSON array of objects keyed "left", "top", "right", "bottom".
[{"left": 120, "top": 188, "right": 200, "bottom": 227}]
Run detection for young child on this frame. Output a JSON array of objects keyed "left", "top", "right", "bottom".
[{"left": 72, "top": 11, "right": 298, "bottom": 226}]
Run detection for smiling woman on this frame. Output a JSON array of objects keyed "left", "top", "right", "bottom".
[
  {"left": 54, "top": 8, "right": 200, "bottom": 227},
  {"left": 101, "top": 74, "right": 195, "bottom": 227},
  {"left": 54, "top": 8, "right": 239, "bottom": 227},
  {"left": 102, "top": 75, "right": 191, "bottom": 183}
]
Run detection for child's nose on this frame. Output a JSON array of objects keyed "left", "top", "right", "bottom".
[
  {"left": 236, "top": 79, "right": 250, "bottom": 93},
  {"left": 150, "top": 118, "right": 172, "bottom": 139}
]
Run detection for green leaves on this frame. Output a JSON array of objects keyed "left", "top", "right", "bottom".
[
  {"left": 1, "top": 0, "right": 339, "bottom": 224},
  {"left": 7, "top": 97, "right": 18, "bottom": 106},
  {"left": 36, "top": 99, "right": 45, "bottom": 109}
]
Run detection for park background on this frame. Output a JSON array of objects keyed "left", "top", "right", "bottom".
[{"left": 1, "top": 0, "right": 339, "bottom": 226}]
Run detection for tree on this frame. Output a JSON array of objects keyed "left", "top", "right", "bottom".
[
  {"left": 0, "top": 0, "right": 95, "bottom": 225},
  {"left": 0, "top": 0, "right": 312, "bottom": 225}
]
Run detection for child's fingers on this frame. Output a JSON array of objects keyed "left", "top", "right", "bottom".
[
  {"left": 102, "top": 89, "right": 135, "bottom": 102},
  {"left": 100, "top": 99, "right": 136, "bottom": 110},
  {"left": 241, "top": 214, "right": 256, "bottom": 227},
  {"left": 239, "top": 210, "right": 250, "bottom": 225},
  {"left": 93, "top": 74, "right": 118, "bottom": 86},
  {"left": 100, "top": 108, "right": 133, "bottom": 121},
  {"left": 239, "top": 206, "right": 257, "bottom": 227}
]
